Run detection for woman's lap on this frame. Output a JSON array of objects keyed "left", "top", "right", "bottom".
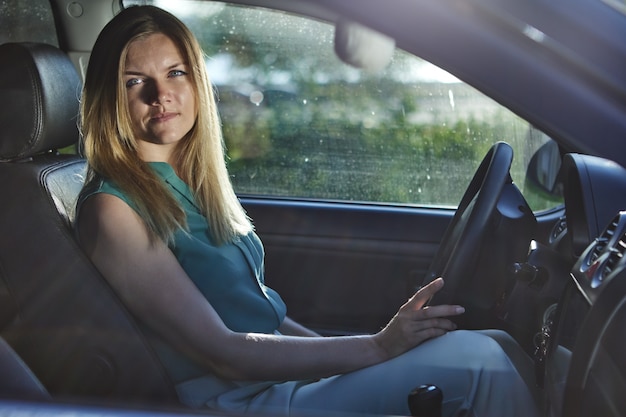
[{"left": 179, "top": 330, "right": 539, "bottom": 417}]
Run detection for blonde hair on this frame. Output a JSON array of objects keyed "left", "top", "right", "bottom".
[{"left": 80, "top": 5, "right": 252, "bottom": 245}]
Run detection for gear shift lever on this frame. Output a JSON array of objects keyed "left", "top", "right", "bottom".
[{"left": 408, "top": 384, "right": 442, "bottom": 417}]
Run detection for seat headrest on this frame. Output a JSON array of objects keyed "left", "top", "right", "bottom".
[{"left": 0, "top": 43, "right": 81, "bottom": 161}]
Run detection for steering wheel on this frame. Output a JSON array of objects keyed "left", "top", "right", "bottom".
[{"left": 423, "top": 141, "right": 514, "bottom": 309}]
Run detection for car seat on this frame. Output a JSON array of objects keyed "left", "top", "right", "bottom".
[
  {"left": 0, "top": 42, "right": 177, "bottom": 404},
  {"left": 0, "top": 335, "right": 50, "bottom": 400}
]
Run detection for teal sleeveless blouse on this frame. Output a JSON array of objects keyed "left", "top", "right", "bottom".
[{"left": 77, "top": 162, "right": 287, "bottom": 382}]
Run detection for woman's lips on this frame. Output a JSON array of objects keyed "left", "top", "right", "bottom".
[{"left": 151, "top": 112, "right": 177, "bottom": 123}]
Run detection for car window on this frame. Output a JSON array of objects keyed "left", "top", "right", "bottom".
[
  {"left": 0, "top": 0, "right": 58, "bottom": 46},
  {"left": 125, "top": 0, "right": 563, "bottom": 212}
]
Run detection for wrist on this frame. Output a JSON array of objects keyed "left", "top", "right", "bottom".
[{"left": 370, "top": 328, "right": 398, "bottom": 361}]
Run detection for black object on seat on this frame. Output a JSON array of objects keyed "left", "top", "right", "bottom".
[
  {"left": 408, "top": 385, "right": 442, "bottom": 417},
  {"left": 544, "top": 210, "right": 626, "bottom": 417},
  {"left": 0, "top": 42, "right": 177, "bottom": 403}
]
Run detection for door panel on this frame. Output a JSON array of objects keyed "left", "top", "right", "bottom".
[{"left": 243, "top": 198, "right": 452, "bottom": 334}]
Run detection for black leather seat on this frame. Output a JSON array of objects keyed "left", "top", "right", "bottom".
[
  {"left": 0, "top": 335, "right": 49, "bottom": 400},
  {"left": 0, "top": 42, "right": 177, "bottom": 404}
]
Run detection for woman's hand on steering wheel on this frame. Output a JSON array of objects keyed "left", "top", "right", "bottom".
[{"left": 373, "top": 278, "right": 465, "bottom": 359}]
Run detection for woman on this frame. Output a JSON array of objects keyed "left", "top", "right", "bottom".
[{"left": 77, "top": 5, "right": 539, "bottom": 417}]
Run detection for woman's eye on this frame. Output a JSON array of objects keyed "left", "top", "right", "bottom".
[
  {"left": 169, "top": 69, "right": 187, "bottom": 78},
  {"left": 125, "top": 78, "right": 144, "bottom": 88}
]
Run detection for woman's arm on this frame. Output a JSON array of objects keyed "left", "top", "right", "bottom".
[
  {"left": 278, "top": 317, "right": 320, "bottom": 337},
  {"left": 78, "top": 193, "right": 462, "bottom": 382}
]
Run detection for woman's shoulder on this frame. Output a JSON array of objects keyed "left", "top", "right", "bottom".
[
  {"left": 75, "top": 175, "right": 141, "bottom": 234},
  {"left": 78, "top": 175, "right": 140, "bottom": 212},
  {"left": 75, "top": 187, "right": 147, "bottom": 250},
  {"left": 79, "top": 176, "right": 125, "bottom": 202}
]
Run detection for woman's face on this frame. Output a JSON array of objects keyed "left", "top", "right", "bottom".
[{"left": 123, "top": 33, "right": 197, "bottom": 161}]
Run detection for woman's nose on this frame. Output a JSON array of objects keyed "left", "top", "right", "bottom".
[{"left": 150, "top": 80, "right": 171, "bottom": 105}]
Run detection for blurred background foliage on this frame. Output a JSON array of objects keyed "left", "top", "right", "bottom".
[{"left": 136, "top": 1, "right": 561, "bottom": 210}]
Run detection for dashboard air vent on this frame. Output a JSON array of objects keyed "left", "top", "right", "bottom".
[
  {"left": 601, "top": 232, "right": 626, "bottom": 281},
  {"left": 589, "top": 216, "right": 619, "bottom": 263},
  {"left": 549, "top": 216, "right": 568, "bottom": 244}
]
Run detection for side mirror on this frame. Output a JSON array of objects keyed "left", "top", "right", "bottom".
[{"left": 525, "top": 139, "right": 563, "bottom": 199}]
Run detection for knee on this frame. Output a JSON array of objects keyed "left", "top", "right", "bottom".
[{"left": 441, "top": 330, "right": 514, "bottom": 368}]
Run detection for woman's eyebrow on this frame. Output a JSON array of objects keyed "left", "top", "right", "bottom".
[
  {"left": 168, "top": 61, "right": 189, "bottom": 69},
  {"left": 124, "top": 62, "right": 188, "bottom": 76},
  {"left": 123, "top": 70, "right": 144, "bottom": 76}
]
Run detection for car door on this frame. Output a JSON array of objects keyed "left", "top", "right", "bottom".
[
  {"left": 245, "top": 197, "right": 451, "bottom": 334},
  {"left": 124, "top": 0, "right": 564, "bottom": 335}
]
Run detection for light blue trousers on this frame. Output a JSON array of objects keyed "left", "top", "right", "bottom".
[{"left": 176, "top": 330, "right": 540, "bottom": 417}]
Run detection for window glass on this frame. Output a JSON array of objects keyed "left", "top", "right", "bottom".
[
  {"left": 0, "top": 0, "right": 58, "bottom": 46},
  {"left": 124, "top": 0, "right": 563, "bottom": 212}
]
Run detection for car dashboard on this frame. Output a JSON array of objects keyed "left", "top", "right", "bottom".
[
  {"left": 541, "top": 209, "right": 626, "bottom": 417},
  {"left": 522, "top": 153, "right": 626, "bottom": 417}
]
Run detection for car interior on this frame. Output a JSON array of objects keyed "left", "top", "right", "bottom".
[{"left": 1, "top": 0, "right": 626, "bottom": 416}]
